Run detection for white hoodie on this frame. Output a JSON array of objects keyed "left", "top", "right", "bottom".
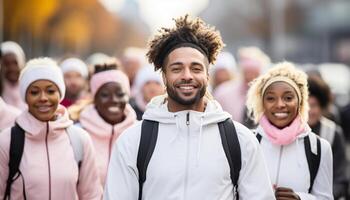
[
  {"left": 104, "top": 95, "right": 275, "bottom": 200},
  {"left": 256, "top": 125, "right": 333, "bottom": 200}
]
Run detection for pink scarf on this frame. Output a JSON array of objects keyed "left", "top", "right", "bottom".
[{"left": 260, "top": 115, "right": 305, "bottom": 145}]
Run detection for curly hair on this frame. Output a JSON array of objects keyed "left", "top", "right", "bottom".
[
  {"left": 308, "top": 74, "right": 331, "bottom": 109},
  {"left": 246, "top": 62, "right": 309, "bottom": 123},
  {"left": 146, "top": 14, "right": 224, "bottom": 71}
]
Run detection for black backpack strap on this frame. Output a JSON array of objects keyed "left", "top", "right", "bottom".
[
  {"left": 137, "top": 120, "right": 159, "bottom": 200},
  {"left": 304, "top": 135, "right": 321, "bottom": 193},
  {"left": 218, "top": 118, "right": 241, "bottom": 199},
  {"left": 4, "top": 123, "right": 25, "bottom": 200},
  {"left": 255, "top": 132, "right": 262, "bottom": 143}
]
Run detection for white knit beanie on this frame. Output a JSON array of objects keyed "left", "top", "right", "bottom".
[
  {"left": 19, "top": 57, "right": 66, "bottom": 102},
  {"left": 60, "top": 57, "right": 88, "bottom": 78},
  {"left": 0, "top": 41, "right": 26, "bottom": 69},
  {"left": 133, "top": 64, "right": 163, "bottom": 92},
  {"left": 210, "top": 51, "right": 237, "bottom": 74}
]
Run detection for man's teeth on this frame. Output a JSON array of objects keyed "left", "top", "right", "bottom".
[
  {"left": 274, "top": 113, "right": 288, "bottom": 118},
  {"left": 108, "top": 106, "right": 121, "bottom": 113},
  {"left": 179, "top": 86, "right": 194, "bottom": 90}
]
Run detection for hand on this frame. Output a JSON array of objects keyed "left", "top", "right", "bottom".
[{"left": 275, "top": 187, "right": 301, "bottom": 200}]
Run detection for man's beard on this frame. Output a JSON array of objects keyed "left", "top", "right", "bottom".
[{"left": 166, "top": 81, "right": 206, "bottom": 106}]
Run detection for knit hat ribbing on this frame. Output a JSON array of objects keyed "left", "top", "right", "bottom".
[{"left": 19, "top": 57, "right": 66, "bottom": 102}]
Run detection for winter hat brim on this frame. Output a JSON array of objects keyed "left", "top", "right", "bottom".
[
  {"left": 20, "top": 58, "right": 66, "bottom": 102},
  {"left": 90, "top": 70, "right": 130, "bottom": 98},
  {"left": 60, "top": 57, "right": 88, "bottom": 78},
  {"left": 1, "top": 41, "right": 26, "bottom": 69}
]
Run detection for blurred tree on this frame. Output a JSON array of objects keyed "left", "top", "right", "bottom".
[{"left": 3, "top": 0, "right": 148, "bottom": 58}]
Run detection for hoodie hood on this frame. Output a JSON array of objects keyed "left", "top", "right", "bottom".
[
  {"left": 79, "top": 103, "right": 137, "bottom": 140},
  {"left": 16, "top": 105, "right": 73, "bottom": 140},
  {"left": 143, "top": 95, "right": 231, "bottom": 125}
]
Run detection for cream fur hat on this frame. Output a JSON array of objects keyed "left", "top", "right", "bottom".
[{"left": 19, "top": 57, "right": 66, "bottom": 102}]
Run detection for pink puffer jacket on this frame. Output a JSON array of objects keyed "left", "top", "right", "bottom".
[
  {"left": 79, "top": 104, "right": 136, "bottom": 186},
  {"left": 0, "top": 97, "right": 21, "bottom": 131},
  {"left": 0, "top": 105, "right": 102, "bottom": 200}
]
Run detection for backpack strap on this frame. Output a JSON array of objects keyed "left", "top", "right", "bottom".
[
  {"left": 255, "top": 132, "right": 262, "bottom": 143},
  {"left": 66, "top": 125, "right": 84, "bottom": 168},
  {"left": 218, "top": 118, "right": 241, "bottom": 199},
  {"left": 137, "top": 120, "right": 159, "bottom": 200},
  {"left": 304, "top": 135, "right": 321, "bottom": 193},
  {"left": 4, "top": 123, "right": 25, "bottom": 200}
]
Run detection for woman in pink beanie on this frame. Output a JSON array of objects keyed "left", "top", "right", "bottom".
[
  {"left": 0, "top": 57, "right": 102, "bottom": 200},
  {"left": 78, "top": 62, "right": 137, "bottom": 187}
]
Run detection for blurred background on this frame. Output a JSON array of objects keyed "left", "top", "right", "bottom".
[{"left": 1, "top": 0, "right": 350, "bottom": 65}]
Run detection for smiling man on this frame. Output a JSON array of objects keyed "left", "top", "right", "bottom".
[{"left": 104, "top": 15, "right": 274, "bottom": 200}]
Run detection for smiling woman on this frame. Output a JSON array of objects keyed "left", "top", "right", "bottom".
[
  {"left": 246, "top": 62, "right": 334, "bottom": 200},
  {"left": 0, "top": 57, "right": 102, "bottom": 200},
  {"left": 78, "top": 61, "right": 136, "bottom": 187}
]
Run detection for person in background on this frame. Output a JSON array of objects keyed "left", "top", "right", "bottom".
[
  {"left": 0, "top": 57, "right": 102, "bottom": 199},
  {"left": 130, "top": 64, "right": 164, "bottom": 120},
  {"left": 307, "top": 74, "right": 348, "bottom": 200},
  {"left": 0, "top": 41, "right": 27, "bottom": 110},
  {"left": 210, "top": 51, "right": 237, "bottom": 91},
  {"left": 60, "top": 57, "right": 89, "bottom": 108},
  {"left": 78, "top": 62, "right": 136, "bottom": 186},
  {"left": 214, "top": 46, "right": 270, "bottom": 128},
  {"left": 246, "top": 62, "right": 333, "bottom": 199},
  {"left": 0, "top": 46, "right": 21, "bottom": 132},
  {"left": 85, "top": 52, "right": 110, "bottom": 79},
  {"left": 121, "top": 47, "right": 147, "bottom": 94}
]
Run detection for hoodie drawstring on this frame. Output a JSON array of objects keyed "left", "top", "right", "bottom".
[
  {"left": 195, "top": 115, "right": 204, "bottom": 167},
  {"left": 170, "top": 114, "right": 180, "bottom": 144}
]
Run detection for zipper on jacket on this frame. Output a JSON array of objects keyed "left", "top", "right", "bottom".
[
  {"left": 183, "top": 112, "right": 190, "bottom": 200},
  {"left": 108, "top": 127, "right": 115, "bottom": 160},
  {"left": 275, "top": 146, "right": 284, "bottom": 189},
  {"left": 45, "top": 122, "right": 52, "bottom": 200},
  {"left": 186, "top": 113, "right": 190, "bottom": 125}
]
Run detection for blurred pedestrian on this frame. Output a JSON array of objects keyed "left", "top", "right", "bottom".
[
  {"left": 0, "top": 41, "right": 27, "bottom": 110},
  {"left": 308, "top": 74, "right": 348, "bottom": 200},
  {"left": 246, "top": 62, "right": 333, "bottom": 199},
  {"left": 214, "top": 46, "right": 270, "bottom": 128},
  {"left": 121, "top": 47, "right": 147, "bottom": 93},
  {"left": 130, "top": 64, "right": 164, "bottom": 120},
  {"left": 210, "top": 51, "right": 237, "bottom": 91},
  {"left": 60, "top": 57, "right": 89, "bottom": 108}
]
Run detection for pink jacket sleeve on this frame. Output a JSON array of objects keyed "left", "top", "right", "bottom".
[
  {"left": 77, "top": 128, "right": 103, "bottom": 200},
  {"left": 0, "top": 128, "right": 11, "bottom": 199}
]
